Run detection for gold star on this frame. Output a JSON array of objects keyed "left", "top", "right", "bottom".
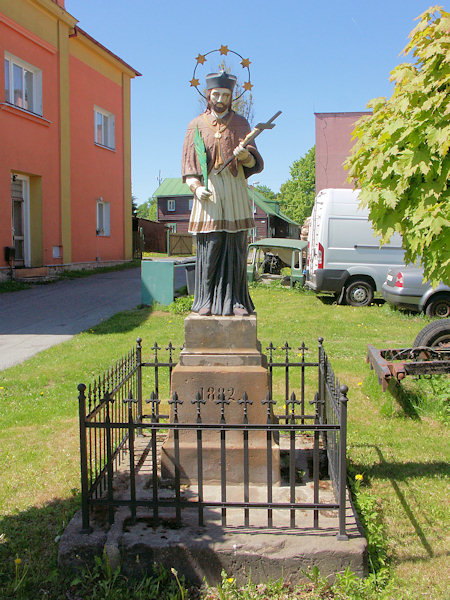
[
  {"left": 243, "top": 81, "right": 253, "bottom": 91},
  {"left": 241, "top": 58, "right": 251, "bottom": 68},
  {"left": 189, "top": 77, "right": 200, "bottom": 87},
  {"left": 195, "top": 53, "right": 206, "bottom": 65},
  {"left": 219, "top": 45, "right": 229, "bottom": 55}
]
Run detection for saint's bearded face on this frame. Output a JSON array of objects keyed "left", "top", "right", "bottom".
[{"left": 209, "top": 88, "right": 232, "bottom": 114}]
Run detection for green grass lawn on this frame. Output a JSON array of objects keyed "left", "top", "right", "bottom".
[{"left": 0, "top": 284, "right": 448, "bottom": 599}]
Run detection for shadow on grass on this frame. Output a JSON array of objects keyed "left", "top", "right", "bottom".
[
  {"left": 387, "top": 378, "right": 422, "bottom": 420},
  {"left": 317, "top": 294, "right": 385, "bottom": 307},
  {"left": 350, "top": 445, "right": 449, "bottom": 558},
  {"left": 0, "top": 496, "right": 80, "bottom": 599},
  {"left": 88, "top": 305, "right": 156, "bottom": 335}
]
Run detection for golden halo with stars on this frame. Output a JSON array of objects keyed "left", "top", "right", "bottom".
[{"left": 190, "top": 46, "right": 252, "bottom": 100}]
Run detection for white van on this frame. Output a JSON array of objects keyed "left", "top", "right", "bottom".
[{"left": 306, "top": 188, "right": 405, "bottom": 306}]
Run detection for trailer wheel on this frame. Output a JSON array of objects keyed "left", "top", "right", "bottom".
[
  {"left": 425, "top": 294, "right": 450, "bottom": 318},
  {"left": 345, "top": 280, "right": 374, "bottom": 307},
  {"left": 413, "top": 319, "right": 450, "bottom": 348}
]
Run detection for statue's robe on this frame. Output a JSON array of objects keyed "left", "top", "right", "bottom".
[{"left": 181, "top": 110, "right": 263, "bottom": 315}]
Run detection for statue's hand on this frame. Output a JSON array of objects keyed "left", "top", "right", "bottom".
[
  {"left": 233, "top": 143, "right": 252, "bottom": 163},
  {"left": 195, "top": 186, "right": 212, "bottom": 201}
]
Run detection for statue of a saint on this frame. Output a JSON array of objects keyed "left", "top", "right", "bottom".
[{"left": 182, "top": 70, "right": 263, "bottom": 316}]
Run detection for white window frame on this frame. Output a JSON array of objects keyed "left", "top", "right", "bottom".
[
  {"left": 167, "top": 199, "right": 176, "bottom": 212},
  {"left": 167, "top": 223, "right": 177, "bottom": 233},
  {"left": 94, "top": 106, "right": 115, "bottom": 150},
  {"left": 96, "top": 199, "right": 110, "bottom": 236},
  {"left": 4, "top": 52, "right": 43, "bottom": 116}
]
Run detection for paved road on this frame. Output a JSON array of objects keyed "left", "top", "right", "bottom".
[{"left": 0, "top": 268, "right": 142, "bottom": 371}]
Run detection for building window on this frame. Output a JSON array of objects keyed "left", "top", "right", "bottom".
[
  {"left": 96, "top": 199, "right": 110, "bottom": 236},
  {"left": 4, "top": 52, "right": 42, "bottom": 115},
  {"left": 94, "top": 106, "right": 115, "bottom": 149},
  {"left": 189, "top": 198, "right": 193, "bottom": 211},
  {"left": 167, "top": 223, "right": 177, "bottom": 233},
  {"left": 167, "top": 199, "right": 176, "bottom": 211}
]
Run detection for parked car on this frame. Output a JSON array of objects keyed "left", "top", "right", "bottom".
[
  {"left": 306, "top": 188, "right": 405, "bottom": 306},
  {"left": 382, "top": 266, "right": 450, "bottom": 317}
]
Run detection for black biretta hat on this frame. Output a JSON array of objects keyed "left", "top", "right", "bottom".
[{"left": 205, "top": 70, "right": 237, "bottom": 91}]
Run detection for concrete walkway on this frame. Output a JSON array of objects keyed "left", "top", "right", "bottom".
[{"left": 0, "top": 268, "right": 141, "bottom": 371}]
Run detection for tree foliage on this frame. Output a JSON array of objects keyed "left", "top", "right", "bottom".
[
  {"left": 131, "top": 195, "right": 138, "bottom": 218},
  {"left": 277, "top": 146, "right": 315, "bottom": 225},
  {"left": 136, "top": 197, "right": 157, "bottom": 221},
  {"left": 255, "top": 184, "right": 276, "bottom": 200},
  {"left": 346, "top": 6, "right": 450, "bottom": 285}
]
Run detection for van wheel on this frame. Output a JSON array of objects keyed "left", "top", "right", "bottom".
[
  {"left": 425, "top": 294, "right": 450, "bottom": 318},
  {"left": 345, "top": 281, "right": 374, "bottom": 306},
  {"left": 413, "top": 319, "right": 450, "bottom": 348}
]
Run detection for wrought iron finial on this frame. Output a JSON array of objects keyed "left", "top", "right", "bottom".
[
  {"left": 266, "top": 342, "right": 275, "bottom": 357},
  {"left": 215, "top": 391, "right": 230, "bottom": 422},
  {"left": 262, "top": 392, "right": 276, "bottom": 421},
  {"left": 282, "top": 341, "right": 291, "bottom": 364},
  {"left": 191, "top": 391, "right": 206, "bottom": 422},
  {"left": 340, "top": 384, "right": 349, "bottom": 404},
  {"left": 152, "top": 342, "right": 161, "bottom": 362},
  {"left": 123, "top": 388, "right": 137, "bottom": 405},
  {"left": 146, "top": 391, "right": 161, "bottom": 421},
  {"left": 238, "top": 392, "right": 253, "bottom": 422},
  {"left": 286, "top": 391, "right": 300, "bottom": 422},
  {"left": 169, "top": 391, "right": 183, "bottom": 421}
]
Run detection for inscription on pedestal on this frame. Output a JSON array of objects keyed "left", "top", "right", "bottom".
[{"left": 161, "top": 314, "right": 280, "bottom": 485}]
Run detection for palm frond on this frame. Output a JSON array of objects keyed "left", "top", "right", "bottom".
[{"left": 194, "top": 126, "right": 208, "bottom": 190}]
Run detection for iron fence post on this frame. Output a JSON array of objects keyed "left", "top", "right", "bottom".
[
  {"left": 312, "top": 392, "right": 320, "bottom": 529},
  {"left": 105, "top": 392, "right": 115, "bottom": 525},
  {"left": 78, "top": 383, "right": 92, "bottom": 533},
  {"left": 192, "top": 391, "right": 206, "bottom": 526},
  {"left": 169, "top": 392, "right": 183, "bottom": 526},
  {"left": 136, "top": 337, "right": 143, "bottom": 435},
  {"left": 125, "top": 390, "right": 137, "bottom": 523},
  {"left": 148, "top": 391, "right": 160, "bottom": 524},
  {"left": 338, "top": 384, "right": 349, "bottom": 540}
]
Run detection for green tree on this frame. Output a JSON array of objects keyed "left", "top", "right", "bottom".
[
  {"left": 278, "top": 146, "right": 315, "bottom": 224},
  {"left": 131, "top": 195, "right": 138, "bottom": 218},
  {"left": 255, "top": 184, "right": 276, "bottom": 201},
  {"left": 346, "top": 7, "right": 450, "bottom": 285},
  {"left": 136, "top": 197, "right": 157, "bottom": 221}
]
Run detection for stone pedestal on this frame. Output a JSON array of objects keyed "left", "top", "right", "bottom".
[{"left": 161, "top": 314, "right": 280, "bottom": 485}]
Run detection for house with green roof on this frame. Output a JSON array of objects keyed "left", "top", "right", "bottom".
[{"left": 153, "top": 178, "right": 299, "bottom": 240}]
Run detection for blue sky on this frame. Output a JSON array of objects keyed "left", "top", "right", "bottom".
[{"left": 65, "top": 0, "right": 437, "bottom": 204}]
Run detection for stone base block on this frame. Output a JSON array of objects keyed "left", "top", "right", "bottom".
[
  {"left": 180, "top": 313, "right": 265, "bottom": 367},
  {"left": 161, "top": 364, "right": 280, "bottom": 485}
]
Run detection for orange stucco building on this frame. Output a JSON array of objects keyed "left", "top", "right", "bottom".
[{"left": 0, "top": 0, "right": 140, "bottom": 279}]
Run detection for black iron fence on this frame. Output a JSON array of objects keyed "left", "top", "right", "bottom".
[{"left": 78, "top": 338, "right": 349, "bottom": 539}]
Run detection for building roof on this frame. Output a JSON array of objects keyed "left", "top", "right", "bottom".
[
  {"left": 250, "top": 188, "right": 299, "bottom": 226},
  {"left": 153, "top": 178, "right": 299, "bottom": 227},
  {"left": 74, "top": 27, "right": 141, "bottom": 76},
  {"left": 153, "top": 178, "right": 191, "bottom": 197}
]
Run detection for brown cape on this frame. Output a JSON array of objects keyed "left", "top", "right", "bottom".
[{"left": 181, "top": 111, "right": 263, "bottom": 182}]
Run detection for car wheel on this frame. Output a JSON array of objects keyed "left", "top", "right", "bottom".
[
  {"left": 345, "top": 281, "right": 374, "bottom": 307},
  {"left": 425, "top": 294, "right": 450, "bottom": 318},
  {"left": 413, "top": 319, "right": 450, "bottom": 348}
]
